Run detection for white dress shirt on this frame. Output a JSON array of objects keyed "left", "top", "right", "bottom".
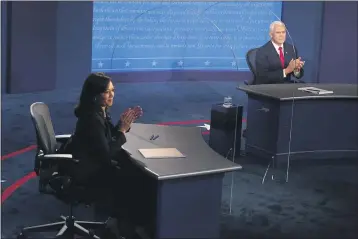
[
  {"left": 271, "top": 41, "right": 284, "bottom": 56},
  {"left": 271, "top": 41, "right": 300, "bottom": 78}
]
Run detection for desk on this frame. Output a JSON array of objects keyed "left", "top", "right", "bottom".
[
  {"left": 238, "top": 84, "right": 358, "bottom": 163},
  {"left": 122, "top": 123, "right": 242, "bottom": 239}
]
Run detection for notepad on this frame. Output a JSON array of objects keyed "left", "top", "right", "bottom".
[
  {"left": 138, "top": 148, "right": 186, "bottom": 159},
  {"left": 298, "top": 87, "right": 333, "bottom": 95}
]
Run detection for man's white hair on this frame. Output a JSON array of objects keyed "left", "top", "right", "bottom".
[{"left": 269, "top": 21, "right": 286, "bottom": 33}]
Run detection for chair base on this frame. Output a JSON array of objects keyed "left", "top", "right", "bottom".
[{"left": 17, "top": 215, "right": 106, "bottom": 239}]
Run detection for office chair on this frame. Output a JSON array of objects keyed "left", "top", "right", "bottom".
[
  {"left": 244, "top": 48, "right": 259, "bottom": 85},
  {"left": 241, "top": 48, "right": 259, "bottom": 138},
  {"left": 17, "top": 102, "right": 109, "bottom": 239}
]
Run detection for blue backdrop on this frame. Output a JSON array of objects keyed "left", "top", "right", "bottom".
[
  {"left": 2, "top": 1, "right": 356, "bottom": 93},
  {"left": 91, "top": 1, "right": 282, "bottom": 72}
]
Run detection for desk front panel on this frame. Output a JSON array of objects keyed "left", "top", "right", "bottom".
[
  {"left": 246, "top": 95, "right": 358, "bottom": 161},
  {"left": 245, "top": 95, "right": 281, "bottom": 158},
  {"left": 276, "top": 98, "right": 358, "bottom": 159}
]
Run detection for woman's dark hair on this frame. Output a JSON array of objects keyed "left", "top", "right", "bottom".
[{"left": 74, "top": 72, "right": 111, "bottom": 117}]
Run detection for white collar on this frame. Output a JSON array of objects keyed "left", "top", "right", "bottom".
[{"left": 271, "top": 41, "right": 283, "bottom": 50}]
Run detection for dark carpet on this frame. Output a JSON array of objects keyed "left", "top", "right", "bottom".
[{"left": 1, "top": 81, "right": 358, "bottom": 238}]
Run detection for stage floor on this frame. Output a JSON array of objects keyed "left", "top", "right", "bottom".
[{"left": 2, "top": 81, "right": 358, "bottom": 238}]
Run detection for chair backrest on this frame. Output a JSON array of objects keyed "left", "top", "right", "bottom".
[
  {"left": 30, "top": 102, "right": 57, "bottom": 154},
  {"left": 245, "top": 48, "right": 259, "bottom": 85}
]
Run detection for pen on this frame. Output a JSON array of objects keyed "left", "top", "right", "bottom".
[{"left": 152, "top": 135, "right": 159, "bottom": 140}]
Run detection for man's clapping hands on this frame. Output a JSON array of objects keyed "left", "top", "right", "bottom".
[
  {"left": 294, "top": 57, "right": 305, "bottom": 71},
  {"left": 285, "top": 57, "right": 305, "bottom": 74}
]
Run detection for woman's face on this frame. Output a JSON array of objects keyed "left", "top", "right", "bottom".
[{"left": 100, "top": 80, "right": 115, "bottom": 107}]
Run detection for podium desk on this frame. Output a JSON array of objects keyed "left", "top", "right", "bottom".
[
  {"left": 122, "top": 123, "right": 242, "bottom": 239},
  {"left": 238, "top": 83, "right": 358, "bottom": 163}
]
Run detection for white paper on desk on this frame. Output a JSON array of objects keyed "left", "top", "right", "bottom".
[
  {"left": 138, "top": 148, "right": 186, "bottom": 159},
  {"left": 298, "top": 87, "right": 333, "bottom": 95}
]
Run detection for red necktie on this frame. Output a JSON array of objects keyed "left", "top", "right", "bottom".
[{"left": 278, "top": 47, "right": 284, "bottom": 68}]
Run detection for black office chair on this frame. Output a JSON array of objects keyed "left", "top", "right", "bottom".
[
  {"left": 244, "top": 48, "right": 259, "bottom": 85},
  {"left": 241, "top": 48, "right": 259, "bottom": 138},
  {"left": 17, "top": 102, "right": 109, "bottom": 239}
]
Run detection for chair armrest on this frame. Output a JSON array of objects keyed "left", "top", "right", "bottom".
[
  {"left": 55, "top": 134, "right": 72, "bottom": 144},
  {"left": 44, "top": 154, "right": 73, "bottom": 158},
  {"left": 42, "top": 154, "right": 79, "bottom": 163},
  {"left": 55, "top": 134, "right": 72, "bottom": 139}
]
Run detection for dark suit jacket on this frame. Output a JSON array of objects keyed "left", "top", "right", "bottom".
[
  {"left": 68, "top": 108, "right": 129, "bottom": 183},
  {"left": 255, "top": 41, "right": 304, "bottom": 84}
]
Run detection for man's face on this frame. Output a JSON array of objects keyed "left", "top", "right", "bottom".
[{"left": 270, "top": 25, "right": 286, "bottom": 45}]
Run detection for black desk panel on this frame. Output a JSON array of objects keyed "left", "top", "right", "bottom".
[
  {"left": 238, "top": 84, "right": 358, "bottom": 163},
  {"left": 122, "top": 123, "right": 242, "bottom": 239}
]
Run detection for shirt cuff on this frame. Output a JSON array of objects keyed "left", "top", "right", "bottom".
[{"left": 283, "top": 69, "right": 286, "bottom": 78}]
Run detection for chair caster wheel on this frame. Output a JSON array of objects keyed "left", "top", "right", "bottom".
[{"left": 17, "top": 232, "right": 27, "bottom": 239}]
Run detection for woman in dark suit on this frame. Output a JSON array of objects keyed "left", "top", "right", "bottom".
[
  {"left": 70, "top": 72, "right": 142, "bottom": 181},
  {"left": 69, "top": 72, "right": 146, "bottom": 237}
]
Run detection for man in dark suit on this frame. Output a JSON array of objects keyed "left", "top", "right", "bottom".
[{"left": 255, "top": 21, "right": 305, "bottom": 84}]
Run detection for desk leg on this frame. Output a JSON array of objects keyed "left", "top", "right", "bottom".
[{"left": 154, "top": 174, "right": 224, "bottom": 239}]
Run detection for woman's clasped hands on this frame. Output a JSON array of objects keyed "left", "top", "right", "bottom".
[
  {"left": 132, "top": 105, "right": 143, "bottom": 119},
  {"left": 119, "top": 106, "right": 143, "bottom": 133}
]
